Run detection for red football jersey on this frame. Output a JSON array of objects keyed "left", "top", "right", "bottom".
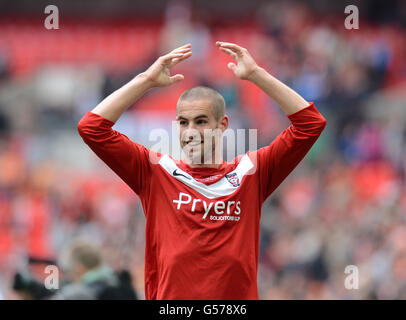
[{"left": 77, "top": 102, "right": 326, "bottom": 299}]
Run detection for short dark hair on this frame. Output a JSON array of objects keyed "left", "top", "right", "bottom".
[
  {"left": 177, "top": 86, "right": 226, "bottom": 121},
  {"left": 61, "top": 240, "right": 102, "bottom": 271}
]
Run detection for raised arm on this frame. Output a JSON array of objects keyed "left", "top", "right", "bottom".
[
  {"left": 216, "top": 41, "right": 326, "bottom": 202},
  {"left": 77, "top": 44, "right": 192, "bottom": 196},
  {"left": 92, "top": 44, "right": 192, "bottom": 122},
  {"left": 216, "top": 41, "right": 308, "bottom": 115}
]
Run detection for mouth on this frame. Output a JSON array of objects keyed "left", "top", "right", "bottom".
[{"left": 183, "top": 140, "right": 203, "bottom": 147}]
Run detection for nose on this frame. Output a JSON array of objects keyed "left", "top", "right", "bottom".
[
  {"left": 187, "top": 121, "right": 197, "bottom": 130},
  {"left": 182, "top": 127, "right": 201, "bottom": 143}
]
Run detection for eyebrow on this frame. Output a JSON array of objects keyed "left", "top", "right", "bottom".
[{"left": 176, "top": 115, "right": 209, "bottom": 121}]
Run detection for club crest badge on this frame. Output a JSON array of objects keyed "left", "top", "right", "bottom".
[{"left": 225, "top": 172, "right": 240, "bottom": 187}]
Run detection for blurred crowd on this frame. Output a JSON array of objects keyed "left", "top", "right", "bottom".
[{"left": 0, "top": 1, "right": 406, "bottom": 299}]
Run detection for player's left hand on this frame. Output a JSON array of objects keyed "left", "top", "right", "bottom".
[{"left": 216, "top": 41, "right": 260, "bottom": 81}]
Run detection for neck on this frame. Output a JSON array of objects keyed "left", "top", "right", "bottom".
[
  {"left": 185, "top": 154, "right": 223, "bottom": 169},
  {"left": 187, "top": 162, "right": 222, "bottom": 169}
]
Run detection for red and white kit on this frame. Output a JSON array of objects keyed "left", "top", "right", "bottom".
[{"left": 78, "top": 102, "right": 326, "bottom": 299}]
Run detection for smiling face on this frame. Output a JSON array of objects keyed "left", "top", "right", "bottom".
[{"left": 177, "top": 99, "right": 228, "bottom": 167}]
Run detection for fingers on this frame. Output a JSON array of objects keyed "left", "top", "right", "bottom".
[
  {"left": 168, "top": 44, "right": 192, "bottom": 58},
  {"left": 216, "top": 41, "right": 245, "bottom": 54},
  {"left": 171, "top": 48, "right": 192, "bottom": 56},
  {"left": 218, "top": 47, "right": 238, "bottom": 60},
  {"left": 160, "top": 52, "right": 185, "bottom": 63},
  {"left": 227, "top": 62, "right": 238, "bottom": 74},
  {"left": 170, "top": 51, "right": 193, "bottom": 67},
  {"left": 160, "top": 44, "right": 192, "bottom": 65},
  {"left": 171, "top": 43, "right": 192, "bottom": 53},
  {"left": 173, "top": 43, "right": 192, "bottom": 50},
  {"left": 170, "top": 74, "right": 184, "bottom": 84}
]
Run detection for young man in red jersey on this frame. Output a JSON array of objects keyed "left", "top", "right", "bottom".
[{"left": 78, "top": 42, "right": 327, "bottom": 299}]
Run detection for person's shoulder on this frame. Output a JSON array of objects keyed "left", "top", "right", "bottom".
[
  {"left": 52, "top": 283, "right": 96, "bottom": 300},
  {"left": 229, "top": 151, "right": 258, "bottom": 173},
  {"left": 144, "top": 148, "right": 165, "bottom": 165}
]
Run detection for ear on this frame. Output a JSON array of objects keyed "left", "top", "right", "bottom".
[{"left": 219, "top": 115, "right": 229, "bottom": 132}]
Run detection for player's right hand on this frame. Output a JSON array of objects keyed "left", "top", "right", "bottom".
[{"left": 143, "top": 44, "right": 192, "bottom": 87}]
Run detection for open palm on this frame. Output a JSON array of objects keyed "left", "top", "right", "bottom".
[
  {"left": 216, "top": 41, "right": 259, "bottom": 81},
  {"left": 144, "top": 44, "right": 192, "bottom": 87}
]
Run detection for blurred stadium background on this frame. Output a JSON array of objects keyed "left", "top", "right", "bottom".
[{"left": 0, "top": 0, "right": 406, "bottom": 299}]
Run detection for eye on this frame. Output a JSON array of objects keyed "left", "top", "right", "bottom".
[
  {"left": 197, "top": 119, "right": 208, "bottom": 125},
  {"left": 179, "top": 120, "right": 187, "bottom": 126}
]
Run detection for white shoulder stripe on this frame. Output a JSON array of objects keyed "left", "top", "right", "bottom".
[{"left": 158, "top": 155, "right": 254, "bottom": 199}]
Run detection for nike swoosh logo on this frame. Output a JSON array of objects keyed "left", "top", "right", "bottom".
[{"left": 173, "top": 169, "right": 191, "bottom": 180}]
